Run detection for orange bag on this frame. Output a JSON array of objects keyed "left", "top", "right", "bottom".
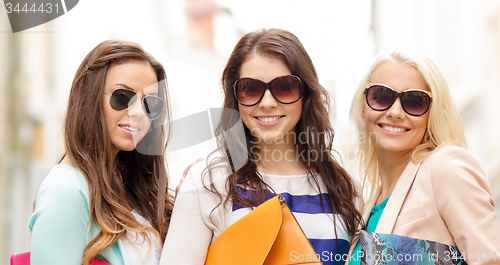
[{"left": 205, "top": 195, "right": 322, "bottom": 265}]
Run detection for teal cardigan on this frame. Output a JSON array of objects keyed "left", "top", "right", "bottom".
[{"left": 29, "top": 164, "right": 130, "bottom": 265}]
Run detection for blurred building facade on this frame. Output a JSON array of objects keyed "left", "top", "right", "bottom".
[{"left": 369, "top": 0, "right": 500, "bottom": 213}]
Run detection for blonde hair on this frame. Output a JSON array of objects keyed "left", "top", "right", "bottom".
[{"left": 348, "top": 51, "right": 467, "bottom": 200}]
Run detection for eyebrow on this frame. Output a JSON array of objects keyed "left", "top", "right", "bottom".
[
  {"left": 114, "top": 83, "right": 159, "bottom": 95},
  {"left": 115, "top": 83, "right": 134, "bottom": 90}
]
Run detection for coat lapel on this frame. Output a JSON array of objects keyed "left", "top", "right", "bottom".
[
  {"left": 362, "top": 189, "right": 380, "bottom": 225},
  {"left": 375, "top": 161, "right": 421, "bottom": 234}
]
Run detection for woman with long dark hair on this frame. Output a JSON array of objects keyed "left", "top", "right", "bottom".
[
  {"left": 161, "top": 28, "right": 362, "bottom": 265},
  {"left": 29, "top": 40, "right": 173, "bottom": 265}
]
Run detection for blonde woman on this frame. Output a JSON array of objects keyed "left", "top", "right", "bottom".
[{"left": 348, "top": 51, "right": 500, "bottom": 264}]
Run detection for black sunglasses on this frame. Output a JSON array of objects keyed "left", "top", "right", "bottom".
[
  {"left": 234, "top": 75, "right": 304, "bottom": 106},
  {"left": 364, "top": 83, "right": 432, "bottom": 116},
  {"left": 104, "top": 88, "right": 164, "bottom": 120}
]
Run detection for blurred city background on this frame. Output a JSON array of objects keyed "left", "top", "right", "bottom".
[{"left": 1, "top": 0, "right": 500, "bottom": 263}]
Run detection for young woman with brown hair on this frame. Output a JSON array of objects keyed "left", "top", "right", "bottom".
[
  {"left": 161, "top": 28, "right": 362, "bottom": 265},
  {"left": 29, "top": 40, "right": 173, "bottom": 265}
]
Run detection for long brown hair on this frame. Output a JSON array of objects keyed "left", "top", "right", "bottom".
[
  {"left": 63, "top": 40, "right": 173, "bottom": 264},
  {"left": 206, "top": 29, "right": 362, "bottom": 245}
]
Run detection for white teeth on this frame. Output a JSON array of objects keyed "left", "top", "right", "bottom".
[
  {"left": 383, "top": 126, "right": 406, "bottom": 133},
  {"left": 120, "top": 126, "right": 139, "bottom": 132},
  {"left": 257, "top": 116, "right": 281, "bottom": 123}
]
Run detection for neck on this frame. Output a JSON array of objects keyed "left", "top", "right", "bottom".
[
  {"left": 256, "top": 133, "right": 307, "bottom": 175},
  {"left": 60, "top": 155, "right": 75, "bottom": 166},
  {"left": 376, "top": 148, "right": 411, "bottom": 203},
  {"left": 112, "top": 147, "right": 120, "bottom": 157}
]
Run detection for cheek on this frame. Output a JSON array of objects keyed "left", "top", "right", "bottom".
[
  {"left": 295, "top": 100, "right": 303, "bottom": 115},
  {"left": 362, "top": 107, "right": 378, "bottom": 125},
  {"left": 415, "top": 116, "right": 429, "bottom": 136},
  {"left": 294, "top": 105, "right": 302, "bottom": 124},
  {"left": 102, "top": 98, "right": 122, "bottom": 130},
  {"left": 102, "top": 99, "right": 113, "bottom": 126},
  {"left": 144, "top": 119, "right": 152, "bottom": 132},
  {"left": 288, "top": 99, "right": 302, "bottom": 119},
  {"left": 238, "top": 105, "right": 253, "bottom": 126}
]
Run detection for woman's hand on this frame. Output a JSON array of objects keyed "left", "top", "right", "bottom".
[{"left": 175, "top": 158, "right": 204, "bottom": 198}]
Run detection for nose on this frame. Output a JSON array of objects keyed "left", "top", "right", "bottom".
[
  {"left": 258, "top": 89, "right": 277, "bottom": 109},
  {"left": 386, "top": 97, "right": 405, "bottom": 119},
  {"left": 127, "top": 94, "right": 146, "bottom": 118}
]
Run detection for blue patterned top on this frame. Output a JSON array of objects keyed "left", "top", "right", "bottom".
[{"left": 232, "top": 172, "right": 350, "bottom": 265}]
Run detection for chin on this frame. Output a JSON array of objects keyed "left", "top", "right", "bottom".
[
  {"left": 379, "top": 144, "right": 413, "bottom": 153},
  {"left": 256, "top": 130, "right": 276, "bottom": 140},
  {"left": 119, "top": 144, "right": 137, "bottom": 152}
]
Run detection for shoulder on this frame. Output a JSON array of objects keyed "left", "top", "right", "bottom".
[
  {"left": 29, "top": 164, "right": 92, "bottom": 233},
  {"left": 35, "top": 164, "right": 90, "bottom": 210},
  {"left": 427, "top": 145, "right": 476, "bottom": 161},
  {"left": 40, "top": 164, "right": 88, "bottom": 193},
  {"left": 179, "top": 160, "right": 231, "bottom": 194},
  {"left": 422, "top": 145, "right": 488, "bottom": 190},
  {"left": 417, "top": 148, "right": 500, "bottom": 254},
  {"left": 425, "top": 145, "right": 484, "bottom": 175},
  {"left": 44, "top": 163, "right": 87, "bottom": 183}
]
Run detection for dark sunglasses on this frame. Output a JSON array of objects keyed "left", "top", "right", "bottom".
[
  {"left": 234, "top": 75, "right": 304, "bottom": 106},
  {"left": 364, "top": 83, "right": 432, "bottom": 116},
  {"left": 104, "top": 88, "right": 164, "bottom": 120}
]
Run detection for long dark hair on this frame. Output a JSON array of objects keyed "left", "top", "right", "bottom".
[
  {"left": 206, "top": 29, "right": 362, "bottom": 244},
  {"left": 63, "top": 40, "right": 173, "bottom": 265}
]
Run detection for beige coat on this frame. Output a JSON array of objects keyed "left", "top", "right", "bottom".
[{"left": 348, "top": 146, "right": 500, "bottom": 265}]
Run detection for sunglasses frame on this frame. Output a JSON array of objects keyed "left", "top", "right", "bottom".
[
  {"left": 104, "top": 88, "right": 164, "bottom": 120},
  {"left": 233, "top": 75, "right": 304, "bottom": 107},
  {"left": 364, "top": 83, "right": 433, "bottom": 116}
]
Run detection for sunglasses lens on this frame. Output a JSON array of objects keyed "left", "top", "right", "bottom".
[
  {"left": 366, "top": 85, "right": 395, "bottom": 110},
  {"left": 270, "top": 76, "right": 302, "bottom": 104},
  {"left": 143, "top": 96, "right": 164, "bottom": 119},
  {"left": 110, "top": 89, "right": 164, "bottom": 120},
  {"left": 235, "top": 78, "right": 265, "bottom": 105},
  {"left": 401, "top": 91, "right": 431, "bottom": 116},
  {"left": 110, "top": 89, "right": 137, "bottom": 111}
]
